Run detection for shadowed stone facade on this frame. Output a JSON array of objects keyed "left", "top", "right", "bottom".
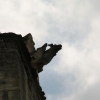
[
  {"left": 0, "top": 33, "right": 46, "bottom": 100},
  {"left": 0, "top": 33, "right": 62, "bottom": 100}
]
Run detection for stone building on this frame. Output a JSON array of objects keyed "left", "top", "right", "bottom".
[{"left": 0, "top": 33, "right": 62, "bottom": 100}]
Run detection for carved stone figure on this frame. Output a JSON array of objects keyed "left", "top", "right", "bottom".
[
  {"left": 23, "top": 33, "right": 62, "bottom": 73},
  {"left": 31, "top": 43, "right": 62, "bottom": 72}
]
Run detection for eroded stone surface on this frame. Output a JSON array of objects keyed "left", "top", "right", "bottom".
[
  {"left": 0, "top": 33, "right": 46, "bottom": 100},
  {"left": 23, "top": 33, "right": 62, "bottom": 73}
]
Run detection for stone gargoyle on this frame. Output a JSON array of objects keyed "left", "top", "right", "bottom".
[{"left": 23, "top": 33, "right": 62, "bottom": 73}]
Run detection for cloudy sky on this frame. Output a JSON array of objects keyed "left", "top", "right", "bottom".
[{"left": 0, "top": 0, "right": 100, "bottom": 100}]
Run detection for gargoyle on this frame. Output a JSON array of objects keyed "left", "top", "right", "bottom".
[
  {"left": 31, "top": 43, "right": 62, "bottom": 72},
  {"left": 23, "top": 33, "right": 62, "bottom": 73}
]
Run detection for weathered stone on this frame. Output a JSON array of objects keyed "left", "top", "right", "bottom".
[
  {"left": 0, "top": 33, "right": 46, "bottom": 100},
  {"left": 23, "top": 33, "right": 62, "bottom": 73}
]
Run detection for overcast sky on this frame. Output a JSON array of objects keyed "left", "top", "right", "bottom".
[{"left": 0, "top": 0, "right": 100, "bottom": 100}]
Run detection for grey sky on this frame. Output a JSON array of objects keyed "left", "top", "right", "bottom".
[{"left": 0, "top": 0, "right": 100, "bottom": 100}]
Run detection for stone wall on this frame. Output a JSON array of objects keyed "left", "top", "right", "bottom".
[{"left": 0, "top": 33, "right": 46, "bottom": 100}]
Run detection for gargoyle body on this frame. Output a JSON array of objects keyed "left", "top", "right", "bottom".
[{"left": 23, "top": 33, "right": 62, "bottom": 73}]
